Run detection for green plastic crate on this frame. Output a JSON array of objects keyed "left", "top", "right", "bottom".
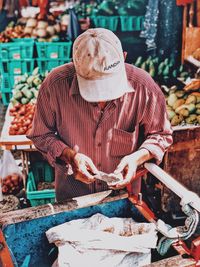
[
  {"left": 36, "top": 57, "right": 71, "bottom": 73},
  {"left": 36, "top": 41, "right": 72, "bottom": 58},
  {"left": 120, "top": 16, "right": 145, "bottom": 31},
  {"left": 26, "top": 161, "right": 55, "bottom": 207},
  {"left": 1, "top": 91, "right": 12, "bottom": 105},
  {"left": 0, "top": 40, "right": 34, "bottom": 59},
  {"left": 12, "top": 38, "right": 35, "bottom": 43},
  {"left": 0, "top": 59, "right": 34, "bottom": 75},
  {"left": 1, "top": 74, "right": 22, "bottom": 92},
  {"left": 91, "top": 16, "right": 119, "bottom": 31}
]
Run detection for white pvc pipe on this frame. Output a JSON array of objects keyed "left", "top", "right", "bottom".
[{"left": 144, "top": 163, "right": 200, "bottom": 213}]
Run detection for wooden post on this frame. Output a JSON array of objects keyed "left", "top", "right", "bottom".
[
  {"left": 189, "top": 2, "right": 194, "bottom": 27},
  {"left": 197, "top": 0, "right": 200, "bottom": 26},
  {"left": 181, "top": 4, "right": 188, "bottom": 63}
]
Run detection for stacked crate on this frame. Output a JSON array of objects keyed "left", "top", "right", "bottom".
[
  {"left": 35, "top": 41, "right": 72, "bottom": 74},
  {"left": 0, "top": 39, "right": 35, "bottom": 105},
  {"left": 26, "top": 161, "right": 55, "bottom": 206},
  {"left": 91, "top": 16, "right": 145, "bottom": 32}
]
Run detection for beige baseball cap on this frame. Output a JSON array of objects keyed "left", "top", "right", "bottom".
[{"left": 73, "top": 28, "right": 133, "bottom": 102}]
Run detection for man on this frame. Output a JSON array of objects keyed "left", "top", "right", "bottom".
[{"left": 27, "top": 28, "right": 173, "bottom": 202}]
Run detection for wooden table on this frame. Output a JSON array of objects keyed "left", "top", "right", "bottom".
[{"left": 0, "top": 104, "right": 35, "bottom": 178}]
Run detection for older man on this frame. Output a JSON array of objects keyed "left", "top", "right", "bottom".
[{"left": 27, "top": 28, "right": 173, "bottom": 201}]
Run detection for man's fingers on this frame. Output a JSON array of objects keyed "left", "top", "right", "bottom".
[
  {"left": 125, "top": 166, "right": 136, "bottom": 182},
  {"left": 86, "top": 159, "right": 100, "bottom": 176},
  {"left": 75, "top": 170, "right": 94, "bottom": 184},
  {"left": 79, "top": 164, "right": 95, "bottom": 181},
  {"left": 114, "top": 159, "right": 127, "bottom": 174},
  {"left": 73, "top": 145, "right": 79, "bottom": 153},
  {"left": 111, "top": 166, "right": 136, "bottom": 189}
]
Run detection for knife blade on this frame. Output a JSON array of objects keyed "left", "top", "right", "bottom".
[{"left": 72, "top": 190, "right": 112, "bottom": 207}]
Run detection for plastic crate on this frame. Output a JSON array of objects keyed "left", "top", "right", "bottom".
[
  {"left": 12, "top": 38, "right": 35, "bottom": 43},
  {"left": 120, "top": 16, "right": 145, "bottom": 31},
  {"left": 1, "top": 91, "right": 12, "bottom": 105},
  {"left": 0, "top": 40, "right": 34, "bottom": 59},
  {"left": 0, "top": 59, "right": 34, "bottom": 75},
  {"left": 36, "top": 58, "right": 71, "bottom": 73},
  {"left": 36, "top": 41, "right": 72, "bottom": 58},
  {"left": 0, "top": 74, "right": 22, "bottom": 92},
  {"left": 91, "top": 16, "right": 119, "bottom": 31},
  {"left": 26, "top": 161, "right": 55, "bottom": 207}
]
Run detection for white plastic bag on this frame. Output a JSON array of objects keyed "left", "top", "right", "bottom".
[
  {"left": 0, "top": 150, "right": 23, "bottom": 195},
  {"left": 46, "top": 213, "right": 158, "bottom": 267}
]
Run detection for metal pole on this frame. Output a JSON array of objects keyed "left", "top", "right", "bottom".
[{"left": 144, "top": 162, "right": 200, "bottom": 213}]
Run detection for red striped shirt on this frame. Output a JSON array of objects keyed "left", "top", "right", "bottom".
[{"left": 27, "top": 62, "right": 173, "bottom": 201}]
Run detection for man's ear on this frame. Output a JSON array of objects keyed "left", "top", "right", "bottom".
[{"left": 123, "top": 51, "right": 127, "bottom": 61}]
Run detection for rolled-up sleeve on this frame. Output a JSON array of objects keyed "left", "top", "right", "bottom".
[
  {"left": 139, "top": 85, "right": 173, "bottom": 164},
  {"left": 27, "top": 78, "right": 68, "bottom": 167}
]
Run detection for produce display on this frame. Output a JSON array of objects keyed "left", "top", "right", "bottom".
[
  {"left": 0, "top": 22, "right": 25, "bottom": 42},
  {"left": 9, "top": 103, "right": 35, "bottom": 135},
  {"left": 1, "top": 173, "right": 23, "bottom": 195},
  {"left": 134, "top": 56, "right": 190, "bottom": 82},
  {"left": 164, "top": 81, "right": 200, "bottom": 126},
  {"left": 11, "top": 67, "right": 47, "bottom": 105},
  {"left": 21, "top": 15, "right": 61, "bottom": 42},
  {"left": 0, "top": 14, "right": 64, "bottom": 42}
]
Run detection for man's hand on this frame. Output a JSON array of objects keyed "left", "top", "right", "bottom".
[
  {"left": 111, "top": 154, "right": 138, "bottom": 189},
  {"left": 72, "top": 153, "right": 99, "bottom": 184},
  {"left": 60, "top": 146, "right": 100, "bottom": 184},
  {"left": 111, "top": 149, "right": 152, "bottom": 190}
]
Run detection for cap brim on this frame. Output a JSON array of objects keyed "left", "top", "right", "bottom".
[{"left": 77, "top": 72, "right": 133, "bottom": 102}]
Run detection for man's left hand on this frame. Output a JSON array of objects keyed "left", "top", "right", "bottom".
[
  {"left": 111, "top": 154, "right": 138, "bottom": 189},
  {"left": 111, "top": 149, "right": 152, "bottom": 190}
]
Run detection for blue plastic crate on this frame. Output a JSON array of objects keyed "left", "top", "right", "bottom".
[
  {"left": 0, "top": 59, "right": 34, "bottom": 75},
  {"left": 1, "top": 91, "right": 12, "bottom": 105},
  {"left": 91, "top": 16, "right": 119, "bottom": 31},
  {"left": 36, "top": 41, "right": 72, "bottom": 58},
  {"left": 26, "top": 161, "right": 55, "bottom": 207},
  {"left": 0, "top": 74, "right": 22, "bottom": 92},
  {"left": 120, "top": 16, "right": 145, "bottom": 31},
  {"left": 36, "top": 57, "right": 71, "bottom": 73},
  {"left": 0, "top": 40, "right": 34, "bottom": 59}
]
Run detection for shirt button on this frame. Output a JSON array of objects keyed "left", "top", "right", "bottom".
[{"left": 97, "top": 142, "right": 101, "bottom": 147}]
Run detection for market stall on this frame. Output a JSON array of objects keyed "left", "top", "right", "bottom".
[{"left": 0, "top": 0, "right": 200, "bottom": 266}]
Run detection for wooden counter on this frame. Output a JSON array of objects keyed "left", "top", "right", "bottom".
[{"left": 0, "top": 104, "right": 34, "bottom": 150}]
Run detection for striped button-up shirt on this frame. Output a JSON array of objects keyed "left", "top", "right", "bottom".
[{"left": 27, "top": 62, "right": 173, "bottom": 201}]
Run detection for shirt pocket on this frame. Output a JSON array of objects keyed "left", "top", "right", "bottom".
[{"left": 110, "top": 128, "right": 137, "bottom": 157}]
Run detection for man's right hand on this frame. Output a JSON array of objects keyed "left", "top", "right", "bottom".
[
  {"left": 61, "top": 147, "right": 99, "bottom": 184},
  {"left": 72, "top": 153, "right": 99, "bottom": 184}
]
